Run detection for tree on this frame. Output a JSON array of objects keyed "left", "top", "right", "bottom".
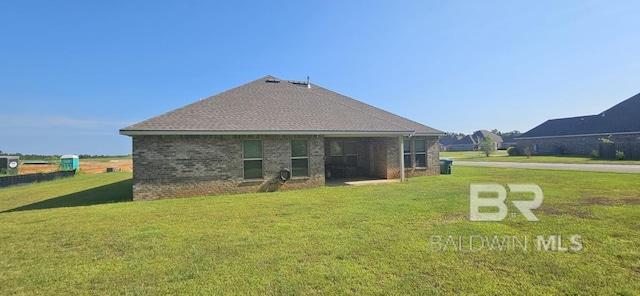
[
  {"left": 490, "top": 129, "right": 522, "bottom": 137},
  {"left": 477, "top": 136, "right": 495, "bottom": 157}
]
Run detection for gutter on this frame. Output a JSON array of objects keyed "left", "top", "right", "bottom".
[{"left": 119, "top": 130, "right": 430, "bottom": 137}]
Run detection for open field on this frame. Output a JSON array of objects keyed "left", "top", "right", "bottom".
[
  {"left": 441, "top": 151, "right": 640, "bottom": 165},
  {"left": 18, "top": 158, "right": 132, "bottom": 175},
  {"left": 1, "top": 168, "right": 639, "bottom": 294}
]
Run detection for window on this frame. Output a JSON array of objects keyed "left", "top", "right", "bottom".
[
  {"left": 403, "top": 139, "right": 412, "bottom": 168},
  {"left": 243, "top": 140, "right": 262, "bottom": 179},
  {"left": 291, "top": 139, "right": 309, "bottom": 177},
  {"left": 330, "top": 141, "right": 359, "bottom": 166},
  {"left": 344, "top": 141, "right": 358, "bottom": 166},
  {"left": 414, "top": 139, "right": 426, "bottom": 167},
  {"left": 330, "top": 142, "right": 343, "bottom": 165}
]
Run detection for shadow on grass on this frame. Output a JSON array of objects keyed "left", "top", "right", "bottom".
[{"left": 1, "top": 179, "right": 133, "bottom": 213}]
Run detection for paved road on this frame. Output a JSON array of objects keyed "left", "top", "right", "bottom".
[{"left": 454, "top": 161, "right": 640, "bottom": 173}]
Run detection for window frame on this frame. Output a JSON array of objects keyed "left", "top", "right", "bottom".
[
  {"left": 403, "top": 139, "right": 412, "bottom": 168},
  {"left": 414, "top": 139, "right": 427, "bottom": 168},
  {"left": 344, "top": 141, "right": 358, "bottom": 167},
  {"left": 329, "top": 141, "right": 359, "bottom": 167},
  {"left": 291, "top": 139, "right": 309, "bottom": 177},
  {"left": 243, "top": 140, "right": 263, "bottom": 179}
]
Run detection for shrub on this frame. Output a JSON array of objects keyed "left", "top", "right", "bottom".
[
  {"left": 506, "top": 146, "right": 519, "bottom": 156},
  {"left": 477, "top": 137, "right": 495, "bottom": 157},
  {"left": 590, "top": 150, "right": 599, "bottom": 159},
  {"left": 523, "top": 147, "right": 532, "bottom": 158},
  {"left": 599, "top": 137, "right": 614, "bottom": 144},
  {"left": 616, "top": 150, "right": 625, "bottom": 160}
]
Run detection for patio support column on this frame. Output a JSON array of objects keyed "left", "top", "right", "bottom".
[{"left": 399, "top": 136, "right": 405, "bottom": 182}]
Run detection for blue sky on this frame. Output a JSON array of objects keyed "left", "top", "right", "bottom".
[{"left": 1, "top": 1, "right": 639, "bottom": 155}]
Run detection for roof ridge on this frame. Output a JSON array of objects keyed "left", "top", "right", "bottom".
[{"left": 121, "top": 75, "right": 444, "bottom": 135}]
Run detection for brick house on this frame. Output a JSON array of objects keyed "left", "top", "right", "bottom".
[
  {"left": 517, "top": 92, "right": 640, "bottom": 155},
  {"left": 120, "top": 76, "right": 444, "bottom": 201}
]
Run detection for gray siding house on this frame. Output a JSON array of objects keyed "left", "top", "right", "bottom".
[
  {"left": 518, "top": 92, "right": 640, "bottom": 155},
  {"left": 120, "top": 76, "right": 444, "bottom": 201}
]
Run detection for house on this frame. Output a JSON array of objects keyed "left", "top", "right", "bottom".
[
  {"left": 517, "top": 92, "right": 640, "bottom": 155},
  {"left": 471, "top": 130, "right": 503, "bottom": 150},
  {"left": 498, "top": 137, "right": 517, "bottom": 150},
  {"left": 440, "top": 130, "right": 503, "bottom": 151},
  {"left": 438, "top": 135, "right": 462, "bottom": 150},
  {"left": 120, "top": 75, "right": 445, "bottom": 201}
]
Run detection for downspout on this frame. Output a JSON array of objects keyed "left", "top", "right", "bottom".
[{"left": 399, "top": 136, "right": 405, "bottom": 182}]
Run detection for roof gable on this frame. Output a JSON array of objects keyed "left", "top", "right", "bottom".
[
  {"left": 121, "top": 75, "right": 443, "bottom": 136},
  {"left": 472, "top": 130, "right": 503, "bottom": 143}
]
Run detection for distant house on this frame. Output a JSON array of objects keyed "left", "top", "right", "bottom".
[
  {"left": 438, "top": 135, "right": 462, "bottom": 150},
  {"left": 440, "top": 130, "right": 504, "bottom": 151},
  {"left": 120, "top": 75, "right": 445, "bottom": 201},
  {"left": 518, "top": 92, "right": 640, "bottom": 155},
  {"left": 499, "top": 137, "right": 517, "bottom": 150}
]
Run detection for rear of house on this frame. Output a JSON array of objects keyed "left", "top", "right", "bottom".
[{"left": 121, "top": 76, "right": 444, "bottom": 201}]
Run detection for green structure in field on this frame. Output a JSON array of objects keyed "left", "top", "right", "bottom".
[{"left": 60, "top": 154, "right": 80, "bottom": 171}]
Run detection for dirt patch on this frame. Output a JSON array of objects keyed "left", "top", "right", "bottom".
[
  {"left": 441, "top": 213, "right": 465, "bottom": 221},
  {"left": 19, "top": 164, "right": 59, "bottom": 174},
  {"left": 538, "top": 206, "right": 596, "bottom": 219},
  {"left": 18, "top": 159, "right": 132, "bottom": 175},
  {"left": 538, "top": 206, "right": 563, "bottom": 216},
  {"left": 622, "top": 198, "right": 640, "bottom": 205},
  {"left": 582, "top": 197, "right": 620, "bottom": 206},
  {"left": 80, "top": 159, "right": 133, "bottom": 174}
]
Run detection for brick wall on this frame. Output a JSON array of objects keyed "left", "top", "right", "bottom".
[
  {"left": 131, "top": 134, "right": 441, "bottom": 201},
  {"left": 393, "top": 136, "right": 440, "bottom": 178},
  {"left": 517, "top": 133, "right": 640, "bottom": 155},
  {"left": 132, "top": 135, "right": 325, "bottom": 201}
]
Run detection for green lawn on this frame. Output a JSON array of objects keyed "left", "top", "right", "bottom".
[
  {"left": 0, "top": 169, "right": 639, "bottom": 295},
  {"left": 441, "top": 151, "right": 640, "bottom": 165}
]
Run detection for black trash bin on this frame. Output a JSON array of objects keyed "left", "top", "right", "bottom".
[{"left": 439, "top": 158, "right": 452, "bottom": 174}]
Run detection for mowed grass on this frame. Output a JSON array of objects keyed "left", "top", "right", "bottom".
[
  {"left": 0, "top": 169, "right": 639, "bottom": 295},
  {"left": 441, "top": 151, "right": 640, "bottom": 165}
]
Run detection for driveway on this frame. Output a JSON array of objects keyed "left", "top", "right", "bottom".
[{"left": 454, "top": 161, "right": 640, "bottom": 173}]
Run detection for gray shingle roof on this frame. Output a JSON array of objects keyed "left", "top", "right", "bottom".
[
  {"left": 472, "top": 130, "right": 503, "bottom": 143},
  {"left": 520, "top": 92, "right": 640, "bottom": 138},
  {"left": 120, "top": 75, "right": 444, "bottom": 136}
]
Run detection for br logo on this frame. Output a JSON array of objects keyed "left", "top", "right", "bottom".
[{"left": 469, "top": 184, "right": 543, "bottom": 222}]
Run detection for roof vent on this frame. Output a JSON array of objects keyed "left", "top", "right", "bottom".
[
  {"left": 266, "top": 78, "right": 280, "bottom": 83},
  {"left": 289, "top": 76, "right": 311, "bottom": 88}
]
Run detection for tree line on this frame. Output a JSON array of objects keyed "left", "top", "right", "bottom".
[{"left": 0, "top": 151, "right": 130, "bottom": 160}]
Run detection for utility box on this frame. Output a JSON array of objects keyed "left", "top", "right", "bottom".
[
  {"left": 60, "top": 154, "right": 80, "bottom": 171},
  {"left": 0, "top": 156, "right": 20, "bottom": 176}
]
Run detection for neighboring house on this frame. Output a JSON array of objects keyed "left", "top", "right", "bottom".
[
  {"left": 443, "top": 135, "right": 475, "bottom": 151},
  {"left": 440, "top": 130, "right": 503, "bottom": 151},
  {"left": 471, "top": 130, "right": 503, "bottom": 150},
  {"left": 120, "top": 75, "right": 445, "bottom": 201},
  {"left": 438, "top": 136, "right": 462, "bottom": 150},
  {"left": 518, "top": 92, "right": 640, "bottom": 155},
  {"left": 498, "top": 137, "right": 517, "bottom": 150}
]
